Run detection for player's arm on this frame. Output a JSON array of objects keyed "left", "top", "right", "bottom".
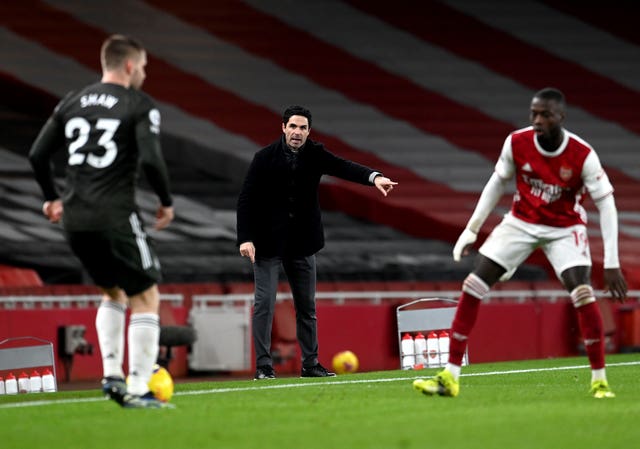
[
  {"left": 29, "top": 116, "right": 66, "bottom": 223},
  {"left": 135, "top": 108, "right": 174, "bottom": 230},
  {"left": 453, "top": 172, "right": 507, "bottom": 261},
  {"left": 594, "top": 194, "right": 627, "bottom": 300},
  {"left": 453, "top": 136, "right": 513, "bottom": 261},
  {"left": 584, "top": 153, "right": 628, "bottom": 300},
  {"left": 28, "top": 116, "right": 64, "bottom": 203}
]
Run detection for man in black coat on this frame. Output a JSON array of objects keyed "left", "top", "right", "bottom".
[{"left": 237, "top": 105, "right": 397, "bottom": 379}]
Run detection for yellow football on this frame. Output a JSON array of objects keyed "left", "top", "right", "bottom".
[
  {"left": 332, "top": 350, "right": 359, "bottom": 374},
  {"left": 148, "top": 364, "right": 174, "bottom": 402}
]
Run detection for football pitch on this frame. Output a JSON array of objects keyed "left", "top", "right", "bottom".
[{"left": 1, "top": 354, "right": 638, "bottom": 449}]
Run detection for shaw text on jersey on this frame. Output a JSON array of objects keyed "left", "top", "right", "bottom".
[{"left": 80, "top": 93, "right": 119, "bottom": 109}]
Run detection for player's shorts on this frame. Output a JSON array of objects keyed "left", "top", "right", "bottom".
[
  {"left": 65, "top": 212, "right": 161, "bottom": 296},
  {"left": 479, "top": 213, "right": 591, "bottom": 279}
]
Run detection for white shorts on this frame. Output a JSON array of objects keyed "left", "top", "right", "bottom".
[{"left": 479, "top": 213, "right": 591, "bottom": 278}]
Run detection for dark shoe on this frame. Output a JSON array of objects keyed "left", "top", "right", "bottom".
[
  {"left": 101, "top": 376, "right": 127, "bottom": 403},
  {"left": 254, "top": 365, "right": 276, "bottom": 380},
  {"left": 301, "top": 363, "right": 336, "bottom": 378},
  {"left": 121, "top": 391, "right": 174, "bottom": 409}
]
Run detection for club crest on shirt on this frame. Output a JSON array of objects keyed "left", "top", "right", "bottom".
[{"left": 559, "top": 166, "right": 573, "bottom": 182}]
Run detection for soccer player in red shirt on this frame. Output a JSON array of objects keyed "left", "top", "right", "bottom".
[{"left": 413, "top": 88, "right": 627, "bottom": 399}]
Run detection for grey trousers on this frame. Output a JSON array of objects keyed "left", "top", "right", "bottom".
[{"left": 252, "top": 254, "right": 318, "bottom": 368}]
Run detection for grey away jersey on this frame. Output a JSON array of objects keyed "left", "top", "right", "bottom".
[{"left": 29, "top": 82, "right": 172, "bottom": 231}]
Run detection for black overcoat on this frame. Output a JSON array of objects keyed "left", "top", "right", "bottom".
[{"left": 237, "top": 137, "right": 377, "bottom": 257}]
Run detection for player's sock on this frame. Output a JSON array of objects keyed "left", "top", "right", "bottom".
[
  {"left": 572, "top": 286, "right": 605, "bottom": 370},
  {"left": 448, "top": 273, "right": 488, "bottom": 366},
  {"left": 445, "top": 363, "right": 461, "bottom": 381},
  {"left": 591, "top": 368, "right": 606, "bottom": 383},
  {"left": 127, "top": 313, "right": 160, "bottom": 395},
  {"left": 96, "top": 300, "right": 126, "bottom": 378}
]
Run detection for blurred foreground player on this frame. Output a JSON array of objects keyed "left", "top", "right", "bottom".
[
  {"left": 29, "top": 35, "right": 174, "bottom": 408},
  {"left": 413, "top": 88, "right": 627, "bottom": 399}
]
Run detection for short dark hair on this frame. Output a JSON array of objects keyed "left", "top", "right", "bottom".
[
  {"left": 283, "top": 105, "right": 312, "bottom": 128},
  {"left": 101, "top": 35, "right": 145, "bottom": 71},
  {"left": 533, "top": 87, "right": 565, "bottom": 105}
]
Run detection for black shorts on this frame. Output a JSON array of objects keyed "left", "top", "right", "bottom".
[{"left": 66, "top": 213, "right": 161, "bottom": 296}]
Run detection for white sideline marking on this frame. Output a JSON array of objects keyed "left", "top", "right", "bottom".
[{"left": 1, "top": 360, "right": 638, "bottom": 409}]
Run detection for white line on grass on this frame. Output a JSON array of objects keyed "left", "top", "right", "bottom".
[
  {"left": 1, "top": 360, "right": 638, "bottom": 409},
  {"left": 0, "top": 397, "right": 109, "bottom": 409},
  {"left": 461, "top": 360, "right": 640, "bottom": 377},
  {"left": 178, "top": 360, "right": 640, "bottom": 396}
]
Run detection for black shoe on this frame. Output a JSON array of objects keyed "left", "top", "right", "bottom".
[
  {"left": 101, "top": 376, "right": 127, "bottom": 403},
  {"left": 301, "top": 363, "right": 336, "bottom": 378},
  {"left": 254, "top": 365, "right": 276, "bottom": 380}
]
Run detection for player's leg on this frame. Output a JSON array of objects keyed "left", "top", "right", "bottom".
[
  {"left": 96, "top": 286, "right": 128, "bottom": 397},
  {"left": 562, "top": 267, "right": 614, "bottom": 398},
  {"left": 547, "top": 225, "right": 614, "bottom": 398},
  {"left": 413, "top": 256, "right": 502, "bottom": 396},
  {"left": 452, "top": 219, "right": 535, "bottom": 366},
  {"left": 109, "top": 215, "right": 171, "bottom": 407},
  {"left": 126, "top": 285, "right": 160, "bottom": 395},
  {"left": 65, "top": 230, "right": 128, "bottom": 397},
  {"left": 116, "top": 285, "right": 171, "bottom": 408},
  {"left": 449, "top": 257, "right": 504, "bottom": 368},
  {"left": 415, "top": 218, "right": 535, "bottom": 397}
]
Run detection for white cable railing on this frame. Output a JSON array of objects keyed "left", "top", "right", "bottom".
[
  {"left": 0, "top": 293, "right": 184, "bottom": 309},
  {"left": 1, "top": 290, "right": 638, "bottom": 308},
  {"left": 191, "top": 290, "right": 640, "bottom": 306}
]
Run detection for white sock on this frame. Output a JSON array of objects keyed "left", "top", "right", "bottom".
[
  {"left": 591, "top": 368, "right": 606, "bottom": 383},
  {"left": 95, "top": 301, "right": 126, "bottom": 379},
  {"left": 127, "top": 313, "right": 160, "bottom": 395},
  {"left": 446, "top": 363, "right": 461, "bottom": 381}
]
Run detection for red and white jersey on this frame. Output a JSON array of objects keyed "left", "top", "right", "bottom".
[{"left": 495, "top": 127, "right": 613, "bottom": 227}]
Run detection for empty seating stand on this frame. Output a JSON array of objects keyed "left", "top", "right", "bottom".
[{"left": 0, "top": 265, "right": 43, "bottom": 287}]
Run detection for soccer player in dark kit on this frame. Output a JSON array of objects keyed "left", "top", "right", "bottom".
[{"left": 29, "top": 35, "right": 174, "bottom": 408}]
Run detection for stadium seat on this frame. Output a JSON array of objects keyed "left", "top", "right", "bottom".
[
  {"left": 157, "top": 301, "right": 197, "bottom": 371},
  {"left": 0, "top": 265, "right": 43, "bottom": 287},
  {"left": 224, "top": 282, "right": 255, "bottom": 295}
]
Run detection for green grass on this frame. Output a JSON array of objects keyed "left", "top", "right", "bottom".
[{"left": 1, "top": 354, "right": 639, "bottom": 449}]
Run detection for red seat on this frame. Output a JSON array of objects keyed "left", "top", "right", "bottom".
[
  {"left": 224, "top": 282, "right": 254, "bottom": 295},
  {"left": 0, "top": 266, "right": 43, "bottom": 287}
]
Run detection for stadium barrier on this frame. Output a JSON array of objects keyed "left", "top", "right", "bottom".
[{"left": 1, "top": 283, "right": 638, "bottom": 382}]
